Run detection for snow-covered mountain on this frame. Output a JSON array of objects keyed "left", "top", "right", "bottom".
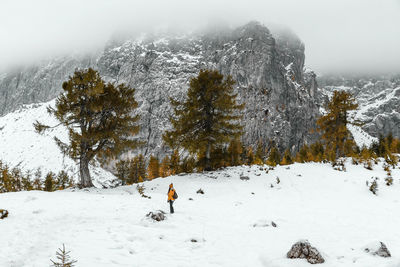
[
  {"left": 1, "top": 162, "right": 400, "bottom": 266},
  {"left": 319, "top": 75, "right": 400, "bottom": 140},
  {"left": 0, "top": 22, "right": 321, "bottom": 157}
]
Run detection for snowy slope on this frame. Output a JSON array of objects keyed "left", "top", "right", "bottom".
[
  {"left": 1, "top": 162, "right": 400, "bottom": 267},
  {"left": 0, "top": 99, "right": 115, "bottom": 186},
  {"left": 348, "top": 124, "right": 378, "bottom": 148}
]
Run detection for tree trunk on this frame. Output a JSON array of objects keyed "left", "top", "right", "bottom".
[
  {"left": 205, "top": 143, "right": 211, "bottom": 171},
  {"left": 80, "top": 156, "right": 93, "bottom": 188}
]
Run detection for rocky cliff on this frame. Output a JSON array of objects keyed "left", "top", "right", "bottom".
[
  {"left": 0, "top": 22, "right": 321, "bottom": 156},
  {"left": 320, "top": 75, "right": 400, "bottom": 139}
]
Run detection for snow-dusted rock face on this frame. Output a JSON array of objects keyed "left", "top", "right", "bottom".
[
  {"left": 0, "top": 22, "right": 321, "bottom": 156},
  {"left": 320, "top": 75, "right": 400, "bottom": 139}
]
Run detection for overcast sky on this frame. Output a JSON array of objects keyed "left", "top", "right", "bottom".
[{"left": 1, "top": 0, "right": 400, "bottom": 74}]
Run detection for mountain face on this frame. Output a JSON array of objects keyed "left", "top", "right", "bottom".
[
  {"left": 319, "top": 75, "right": 400, "bottom": 139},
  {"left": 0, "top": 22, "right": 321, "bottom": 157}
]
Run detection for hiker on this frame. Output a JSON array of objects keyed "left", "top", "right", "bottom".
[{"left": 167, "top": 183, "right": 177, "bottom": 214}]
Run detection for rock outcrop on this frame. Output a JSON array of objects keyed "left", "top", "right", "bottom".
[
  {"left": 287, "top": 240, "right": 325, "bottom": 264},
  {"left": 146, "top": 210, "right": 166, "bottom": 222},
  {"left": 0, "top": 22, "right": 321, "bottom": 157},
  {"left": 320, "top": 75, "right": 400, "bottom": 139}
]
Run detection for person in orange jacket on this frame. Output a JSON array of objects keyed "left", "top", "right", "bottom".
[{"left": 167, "top": 183, "right": 177, "bottom": 214}]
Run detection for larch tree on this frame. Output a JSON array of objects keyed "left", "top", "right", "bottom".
[
  {"left": 160, "top": 156, "right": 171, "bottom": 177},
  {"left": 34, "top": 68, "right": 140, "bottom": 188},
  {"left": 280, "top": 149, "right": 293, "bottom": 165},
  {"left": 266, "top": 145, "right": 281, "bottom": 166},
  {"left": 227, "top": 138, "right": 243, "bottom": 166},
  {"left": 147, "top": 155, "right": 160, "bottom": 180},
  {"left": 316, "top": 90, "right": 359, "bottom": 158},
  {"left": 163, "top": 69, "right": 244, "bottom": 171}
]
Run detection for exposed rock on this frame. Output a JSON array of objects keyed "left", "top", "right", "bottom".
[
  {"left": 0, "top": 21, "right": 321, "bottom": 159},
  {"left": 196, "top": 189, "right": 204, "bottom": 194},
  {"left": 146, "top": 210, "right": 166, "bottom": 221},
  {"left": 240, "top": 174, "right": 250, "bottom": 181},
  {"left": 271, "top": 221, "right": 277, "bottom": 227},
  {"left": 364, "top": 241, "right": 391, "bottom": 258},
  {"left": 320, "top": 75, "right": 400, "bottom": 139},
  {"left": 287, "top": 240, "right": 325, "bottom": 264},
  {"left": 0, "top": 209, "right": 8, "bottom": 219}
]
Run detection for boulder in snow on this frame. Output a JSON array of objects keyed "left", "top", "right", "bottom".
[
  {"left": 196, "top": 189, "right": 204, "bottom": 194},
  {"left": 240, "top": 174, "right": 250, "bottom": 181},
  {"left": 287, "top": 240, "right": 325, "bottom": 264},
  {"left": 146, "top": 210, "right": 166, "bottom": 222},
  {"left": 0, "top": 209, "right": 8, "bottom": 219},
  {"left": 364, "top": 241, "right": 391, "bottom": 257}
]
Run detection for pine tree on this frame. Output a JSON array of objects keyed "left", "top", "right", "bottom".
[
  {"left": 254, "top": 141, "right": 265, "bottom": 165},
  {"left": 147, "top": 155, "right": 160, "bottom": 180},
  {"left": 11, "top": 167, "right": 22, "bottom": 192},
  {"left": 344, "top": 139, "right": 357, "bottom": 157},
  {"left": 180, "top": 156, "right": 196, "bottom": 173},
  {"left": 22, "top": 171, "right": 33, "bottom": 191},
  {"left": 227, "top": 138, "right": 243, "bottom": 166},
  {"left": 266, "top": 145, "right": 281, "bottom": 166},
  {"left": 245, "top": 147, "right": 255, "bottom": 165},
  {"left": 34, "top": 68, "right": 140, "bottom": 188},
  {"left": 316, "top": 90, "right": 358, "bottom": 158},
  {"left": 33, "top": 168, "right": 43, "bottom": 191},
  {"left": 0, "top": 161, "right": 12, "bottom": 193},
  {"left": 56, "top": 171, "right": 72, "bottom": 190},
  {"left": 136, "top": 154, "right": 147, "bottom": 180},
  {"left": 50, "top": 244, "right": 77, "bottom": 267},
  {"left": 44, "top": 172, "right": 56, "bottom": 192},
  {"left": 296, "top": 144, "right": 312, "bottom": 163},
  {"left": 280, "top": 149, "right": 293, "bottom": 165},
  {"left": 310, "top": 142, "right": 324, "bottom": 162},
  {"left": 160, "top": 156, "right": 171, "bottom": 177},
  {"left": 163, "top": 70, "right": 244, "bottom": 171},
  {"left": 116, "top": 159, "right": 130, "bottom": 185},
  {"left": 169, "top": 150, "right": 181, "bottom": 175}
]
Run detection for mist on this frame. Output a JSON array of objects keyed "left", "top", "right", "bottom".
[{"left": 1, "top": 0, "right": 400, "bottom": 74}]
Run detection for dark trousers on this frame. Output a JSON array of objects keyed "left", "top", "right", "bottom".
[{"left": 169, "top": 200, "right": 174, "bottom": 214}]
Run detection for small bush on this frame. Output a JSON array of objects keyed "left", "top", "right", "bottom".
[
  {"left": 385, "top": 176, "right": 393, "bottom": 186},
  {"left": 367, "top": 177, "right": 379, "bottom": 195},
  {"left": 137, "top": 184, "right": 151, "bottom": 199},
  {"left": 332, "top": 159, "right": 346, "bottom": 171}
]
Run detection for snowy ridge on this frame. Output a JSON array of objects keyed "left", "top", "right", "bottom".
[
  {"left": 0, "top": 99, "right": 115, "bottom": 187},
  {"left": 348, "top": 124, "right": 377, "bottom": 148},
  {"left": 1, "top": 162, "right": 400, "bottom": 266}
]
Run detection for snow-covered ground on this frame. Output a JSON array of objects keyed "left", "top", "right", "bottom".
[
  {"left": 1, "top": 162, "right": 400, "bottom": 267},
  {"left": 0, "top": 100, "right": 115, "bottom": 186}
]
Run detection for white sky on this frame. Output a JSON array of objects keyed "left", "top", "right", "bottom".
[{"left": 1, "top": 0, "right": 400, "bottom": 74}]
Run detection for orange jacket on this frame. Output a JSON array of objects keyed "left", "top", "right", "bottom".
[{"left": 168, "top": 188, "right": 176, "bottom": 201}]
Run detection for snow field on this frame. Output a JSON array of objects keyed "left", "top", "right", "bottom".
[{"left": 1, "top": 162, "right": 400, "bottom": 267}]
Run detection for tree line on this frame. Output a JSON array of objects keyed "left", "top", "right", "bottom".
[
  {"left": 0, "top": 160, "right": 74, "bottom": 193},
  {"left": 0, "top": 67, "right": 389, "bottom": 190}
]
